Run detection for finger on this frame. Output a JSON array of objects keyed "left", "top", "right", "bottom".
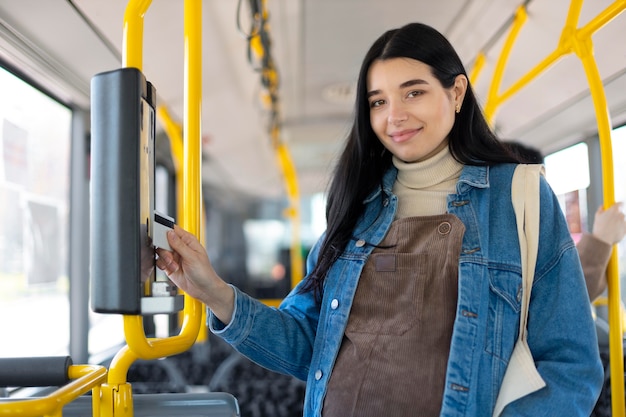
[
  {"left": 155, "top": 247, "right": 172, "bottom": 260},
  {"left": 610, "top": 205, "right": 625, "bottom": 219},
  {"left": 156, "top": 245, "right": 183, "bottom": 268},
  {"left": 170, "top": 225, "right": 205, "bottom": 254},
  {"left": 155, "top": 255, "right": 167, "bottom": 271},
  {"left": 167, "top": 229, "right": 189, "bottom": 254},
  {"left": 156, "top": 253, "right": 180, "bottom": 275}
]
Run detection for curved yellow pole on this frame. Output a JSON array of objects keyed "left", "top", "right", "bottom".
[
  {"left": 579, "top": 0, "right": 626, "bottom": 38},
  {"left": 275, "top": 137, "right": 303, "bottom": 290},
  {"left": 109, "top": 5, "right": 204, "bottom": 406},
  {"left": 247, "top": 0, "right": 304, "bottom": 305},
  {"left": 121, "top": 0, "right": 204, "bottom": 359},
  {"left": 101, "top": 346, "right": 137, "bottom": 417},
  {"left": 122, "top": 0, "right": 151, "bottom": 69},
  {"left": 583, "top": 54, "right": 623, "bottom": 417},
  {"left": 469, "top": 52, "right": 486, "bottom": 86},
  {"left": 479, "top": 0, "right": 626, "bottom": 413},
  {"left": 157, "top": 104, "right": 209, "bottom": 342},
  {"left": 483, "top": 5, "right": 527, "bottom": 124},
  {"left": 568, "top": 2, "right": 625, "bottom": 414},
  {"left": 573, "top": 11, "right": 623, "bottom": 417},
  {"left": 157, "top": 105, "right": 185, "bottom": 228},
  {"left": 495, "top": 0, "right": 583, "bottom": 108}
]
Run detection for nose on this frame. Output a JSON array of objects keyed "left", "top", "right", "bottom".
[{"left": 387, "top": 101, "right": 408, "bottom": 125}]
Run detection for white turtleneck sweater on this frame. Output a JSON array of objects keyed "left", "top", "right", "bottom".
[{"left": 392, "top": 146, "right": 464, "bottom": 218}]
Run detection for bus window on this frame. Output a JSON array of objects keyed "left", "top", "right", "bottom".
[
  {"left": 611, "top": 125, "right": 626, "bottom": 207},
  {"left": 244, "top": 219, "right": 289, "bottom": 298},
  {"left": 611, "top": 124, "right": 626, "bottom": 303},
  {"left": 544, "top": 142, "right": 591, "bottom": 244},
  {"left": 0, "top": 66, "right": 72, "bottom": 357}
]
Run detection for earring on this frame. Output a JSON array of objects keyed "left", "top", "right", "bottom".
[{"left": 455, "top": 104, "right": 461, "bottom": 114}]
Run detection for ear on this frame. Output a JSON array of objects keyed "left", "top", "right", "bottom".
[{"left": 452, "top": 74, "right": 468, "bottom": 107}]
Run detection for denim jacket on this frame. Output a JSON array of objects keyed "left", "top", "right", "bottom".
[{"left": 210, "top": 163, "right": 603, "bottom": 416}]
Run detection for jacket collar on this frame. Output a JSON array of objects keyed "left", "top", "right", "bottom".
[
  {"left": 456, "top": 164, "right": 490, "bottom": 194},
  {"left": 363, "top": 164, "right": 491, "bottom": 204}
]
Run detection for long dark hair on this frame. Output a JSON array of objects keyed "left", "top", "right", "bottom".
[{"left": 300, "top": 22, "right": 518, "bottom": 297}]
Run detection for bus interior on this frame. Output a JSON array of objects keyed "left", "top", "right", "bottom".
[{"left": 1, "top": 0, "right": 626, "bottom": 416}]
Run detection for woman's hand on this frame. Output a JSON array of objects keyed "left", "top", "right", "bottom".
[
  {"left": 592, "top": 203, "right": 626, "bottom": 245},
  {"left": 156, "top": 225, "right": 235, "bottom": 324}
]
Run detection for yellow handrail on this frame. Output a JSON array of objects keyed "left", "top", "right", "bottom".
[
  {"left": 574, "top": 4, "right": 624, "bottom": 414},
  {"left": 247, "top": 0, "right": 304, "bottom": 298},
  {"left": 157, "top": 104, "right": 209, "bottom": 342},
  {"left": 478, "top": 1, "right": 626, "bottom": 414},
  {"left": 483, "top": 5, "right": 527, "bottom": 124},
  {"left": 469, "top": 52, "right": 486, "bottom": 86},
  {"left": 0, "top": 365, "right": 107, "bottom": 417},
  {"left": 119, "top": 0, "right": 204, "bottom": 360},
  {"left": 100, "top": 0, "right": 205, "bottom": 415},
  {"left": 275, "top": 135, "right": 304, "bottom": 292},
  {"left": 2, "top": 1, "right": 206, "bottom": 416},
  {"left": 122, "top": 0, "right": 151, "bottom": 69},
  {"left": 156, "top": 105, "right": 184, "bottom": 225}
]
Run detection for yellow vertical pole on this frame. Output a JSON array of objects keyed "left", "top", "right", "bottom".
[
  {"left": 103, "top": 5, "right": 152, "bottom": 415},
  {"left": 573, "top": 2, "right": 624, "bottom": 415},
  {"left": 580, "top": 47, "right": 623, "bottom": 417},
  {"left": 156, "top": 105, "right": 185, "bottom": 224},
  {"left": 275, "top": 136, "right": 303, "bottom": 289},
  {"left": 474, "top": 1, "right": 626, "bottom": 412},
  {"left": 157, "top": 106, "right": 208, "bottom": 341},
  {"left": 104, "top": 2, "right": 206, "bottom": 415},
  {"left": 120, "top": 0, "right": 152, "bottom": 359},
  {"left": 180, "top": 0, "right": 206, "bottom": 340},
  {"left": 248, "top": 0, "right": 304, "bottom": 298},
  {"left": 122, "top": 0, "right": 151, "bottom": 69},
  {"left": 121, "top": 0, "right": 204, "bottom": 357},
  {"left": 183, "top": 0, "right": 202, "bottom": 239}
]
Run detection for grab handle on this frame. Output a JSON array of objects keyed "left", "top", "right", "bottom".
[{"left": 0, "top": 356, "right": 72, "bottom": 387}]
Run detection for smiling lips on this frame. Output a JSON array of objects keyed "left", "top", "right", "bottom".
[{"left": 389, "top": 127, "right": 421, "bottom": 143}]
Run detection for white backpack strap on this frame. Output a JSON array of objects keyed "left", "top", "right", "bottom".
[
  {"left": 514, "top": 164, "right": 542, "bottom": 342},
  {"left": 493, "top": 164, "right": 546, "bottom": 417}
]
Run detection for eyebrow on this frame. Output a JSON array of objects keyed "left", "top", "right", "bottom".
[{"left": 367, "top": 78, "right": 429, "bottom": 99}]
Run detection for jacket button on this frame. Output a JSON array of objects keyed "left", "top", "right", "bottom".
[
  {"left": 355, "top": 239, "right": 366, "bottom": 247},
  {"left": 315, "top": 370, "right": 323, "bottom": 380},
  {"left": 438, "top": 222, "right": 451, "bottom": 235},
  {"left": 331, "top": 299, "right": 339, "bottom": 309}
]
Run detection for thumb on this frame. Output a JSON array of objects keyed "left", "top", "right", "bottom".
[{"left": 167, "top": 225, "right": 204, "bottom": 258}]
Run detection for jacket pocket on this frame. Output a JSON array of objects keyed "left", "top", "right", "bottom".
[{"left": 486, "top": 267, "right": 522, "bottom": 360}]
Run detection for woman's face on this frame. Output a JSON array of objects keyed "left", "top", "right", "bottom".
[{"left": 367, "top": 57, "right": 466, "bottom": 163}]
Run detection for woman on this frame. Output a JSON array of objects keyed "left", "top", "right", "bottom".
[{"left": 157, "top": 22, "right": 603, "bottom": 416}]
